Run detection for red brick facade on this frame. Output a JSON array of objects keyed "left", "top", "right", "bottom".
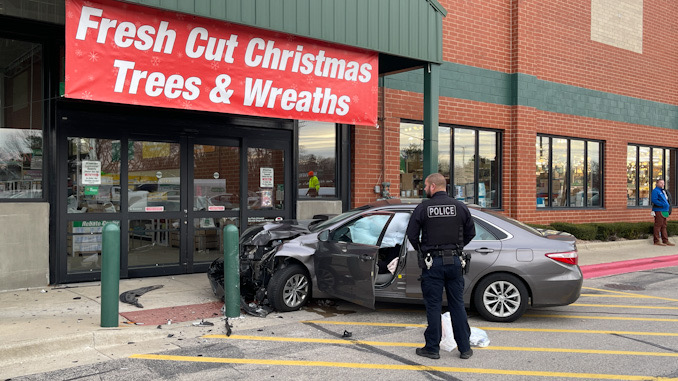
[{"left": 352, "top": 0, "right": 678, "bottom": 225}]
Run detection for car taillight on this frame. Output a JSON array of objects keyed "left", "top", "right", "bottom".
[{"left": 545, "top": 251, "right": 578, "bottom": 265}]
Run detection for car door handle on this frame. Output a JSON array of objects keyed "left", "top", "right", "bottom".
[
  {"left": 475, "top": 248, "right": 495, "bottom": 254},
  {"left": 360, "top": 254, "right": 372, "bottom": 261}
]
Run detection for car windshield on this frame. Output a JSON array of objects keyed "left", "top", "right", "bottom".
[
  {"left": 480, "top": 209, "right": 544, "bottom": 237},
  {"left": 309, "top": 205, "right": 372, "bottom": 232}
]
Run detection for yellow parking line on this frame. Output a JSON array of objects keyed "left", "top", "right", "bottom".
[
  {"left": 478, "top": 327, "right": 678, "bottom": 337},
  {"left": 302, "top": 320, "right": 426, "bottom": 328},
  {"left": 582, "top": 287, "right": 678, "bottom": 303},
  {"left": 524, "top": 314, "right": 678, "bottom": 322},
  {"left": 580, "top": 294, "right": 651, "bottom": 298},
  {"left": 130, "top": 354, "right": 678, "bottom": 380},
  {"left": 204, "top": 334, "right": 678, "bottom": 358},
  {"left": 571, "top": 303, "right": 678, "bottom": 310},
  {"left": 302, "top": 320, "right": 678, "bottom": 336}
]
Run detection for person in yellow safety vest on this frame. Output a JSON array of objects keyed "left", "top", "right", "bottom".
[{"left": 307, "top": 171, "right": 320, "bottom": 197}]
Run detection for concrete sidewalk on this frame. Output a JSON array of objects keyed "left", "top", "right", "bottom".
[{"left": 2, "top": 238, "right": 678, "bottom": 379}]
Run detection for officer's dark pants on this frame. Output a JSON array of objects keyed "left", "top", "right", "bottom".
[{"left": 420, "top": 256, "right": 471, "bottom": 354}]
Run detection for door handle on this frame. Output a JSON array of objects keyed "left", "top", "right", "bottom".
[
  {"left": 360, "top": 254, "right": 372, "bottom": 261},
  {"left": 475, "top": 248, "right": 494, "bottom": 254}
]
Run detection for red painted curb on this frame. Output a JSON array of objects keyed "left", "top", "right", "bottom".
[{"left": 580, "top": 254, "right": 678, "bottom": 279}]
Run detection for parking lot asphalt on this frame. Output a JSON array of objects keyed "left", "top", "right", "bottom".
[{"left": 3, "top": 238, "right": 678, "bottom": 379}]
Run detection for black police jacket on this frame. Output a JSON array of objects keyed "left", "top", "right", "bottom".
[{"left": 406, "top": 191, "right": 476, "bottom": 253}]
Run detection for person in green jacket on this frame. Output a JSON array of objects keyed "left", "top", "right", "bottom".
[{"left": 307, "top": 171, "right": 319, "bottom": 197}]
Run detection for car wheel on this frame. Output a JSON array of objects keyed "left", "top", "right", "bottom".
[
  {"left": 473, "top": 273, "right": 528, "bottom": 323},
  {"left": 267, "top": 264, "right": 311, "bottom": 312}
]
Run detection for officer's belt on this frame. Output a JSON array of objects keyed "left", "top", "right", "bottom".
[{"left": 426, "top": 249, "right": 459, "bottom": 257}]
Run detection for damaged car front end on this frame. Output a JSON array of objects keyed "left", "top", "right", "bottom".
[{"left": 207, "top": 220, "right": 317, "bottom": 316}]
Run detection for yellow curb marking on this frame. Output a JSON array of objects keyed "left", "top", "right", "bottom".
[
  {"left": 129, "top": 354, "right": 678, "bottom": 380},
  {"left": 205, "top": 334, "right": 678, "bottom": 357}
]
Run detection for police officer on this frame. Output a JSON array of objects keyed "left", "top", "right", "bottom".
[{"left": 406, "top": 173, "right": 475, "bottom": 360}]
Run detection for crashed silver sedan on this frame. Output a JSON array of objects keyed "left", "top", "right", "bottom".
[{"left": 208, "top": 199, "right": 582, "bottom": 322}]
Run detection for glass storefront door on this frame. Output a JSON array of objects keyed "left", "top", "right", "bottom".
[{"left": 58, "top": 123, "right": 292, "bottom": 283}]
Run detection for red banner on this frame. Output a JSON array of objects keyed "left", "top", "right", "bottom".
[{"left": 65, "top": 0, "right": 378, "bottom": 125}]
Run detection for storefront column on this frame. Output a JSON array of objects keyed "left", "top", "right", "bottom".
[{"left": 423, "top": 63, "right": 440, "bottom": 177}]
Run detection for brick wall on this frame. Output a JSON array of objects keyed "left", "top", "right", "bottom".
[{"left": 352, "top": 0, "right": 678, "bottom": 225}]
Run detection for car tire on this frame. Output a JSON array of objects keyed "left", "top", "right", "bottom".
[
  {"left": 267, "top": 264, "right": 311, "bottom": 312},
  {"left": 473, "top": 273, "right": 528, "bottom": 323}
]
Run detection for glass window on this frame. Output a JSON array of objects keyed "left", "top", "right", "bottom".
[
  {"left": 639, "top": 146, "right": 650, "bottom": 206},
  {"left": 298, "top": 120, "right": 336, "bottom": 198},
  {"left": 399, "top": 122, "right": 501, "bottom": 207},
  {"left": 536, "top": 135, "right": 603, "bottom": 208},
  {"left": 332, "top": 214, "right": 391, "bottom": 245},
  {"left": 193, "top": 145, "right": 239, "bottom": 211},
  {"left": 67, "top": 137, "right": 120, "bottom": 213},
  {"left": 627, "top": 146, "right": 637, "bottom": 206},
  {"left": 627, "top": 144, "right": 677, "bottom": 207},
  {"left": 0, "top": 38, "right": 43, "bottom": 199},
  {"left": 128, "top": 140, "right": 180, "bottom": 212},
  {"left": 454, "top": 129, "right": 475, "bottom": 204},
  {"left": 399, "top": 122, "right": 424, "bottom": 198},
  {"left": 588, "top": 141, "right": 601, "bottom": 207},
  {"left": 569, "top": 140, "right": 585, "bottom": 207},
  {"left": 478, "top": 130, "right": 499, "bottom": 208},
  {"left": 536, "top": 136, "right": 550, "bottom": 207},
  {"left": 129, "top": 218, "right": 179, "bottom": 267},
  {"left": 67, "top": 220, "right": 118, "bottom": 273},
  {"left": 438, "top": 126, "right": 451, "bottom": 188},
  {"left": 248, "top": 147, "right": 284, "bottom": 210}
]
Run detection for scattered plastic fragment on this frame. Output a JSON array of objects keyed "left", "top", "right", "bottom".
[
  {"left": 192, "top": 320, "right": 214, "bottom": 327},
  {"left": 342, "top": 330, "right": 352, "bottom": 338},
  {"left": 225, "top": 317, "right": 233, "bottom": 337},
  {"left": 119, "top": 285, "right": 164, "bottom": 308}
]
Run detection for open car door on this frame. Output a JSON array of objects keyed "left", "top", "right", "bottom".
[{"left": 313, "top": 212, "right": 394, "bottom": 309}]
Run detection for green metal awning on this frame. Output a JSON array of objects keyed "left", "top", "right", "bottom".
[{"left": 123, "top": 0, "right": 446, "bottom": 73}]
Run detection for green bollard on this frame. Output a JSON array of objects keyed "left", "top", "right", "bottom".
[
  {"left": 223, "top": 224, "right": 240, "bottom": 318},
  {"left": 100, "top": 222, "right": 120, "bottom": 327}
]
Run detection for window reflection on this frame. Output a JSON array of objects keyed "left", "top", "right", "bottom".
[
  {"left": 588, "top": 142, "right": 601, "bottom": 207},
  {"left": 652, "top": 148, "right": 663, "bottom": 185},
  {"left": 298, "top": 121, "right": 336, "bottom": 198},
  {"left": 193, "top": 145, "right": 239, "bottom": 211},
  {"left": 551, "top": 138, "right": 568, "bottom": 207},
  {"left": 0, "top": 38, "right": 43, "bottom": 199},
  {"left": 569, "top": 140, "right": 585, "bottom": 207},
  {"left": 627, "top": 146, "right": 637, "bottom": 206},
  {"left": 454, "top": 129, "right": 475, "bottom": 203},
  {"left": 627, "top": 145, "right": 676, "bottom": 207},
  {"left": 639, "top": 146, "right": 650, "bottom": 206},
  {"left": 438, "top": 126, "right": 451, "bottom": 187},
  {"left": 400, "top": 122, "right": 501, "bottom": 206},
  {"left": 536, "top": 136, "right": 550, "bottom": 207},
  {"left": 66, "top": 138, "right": 120, "bottom": 213},
  {"left": 536, "top": 136, "right": 603, "bottom": 208},
  {"left": 248, "top": 147, "right": 283, "bottom": 210},
  {"left": 400, "top": 122, "right": 424, "bottom": 198},
  {"left": 128, "top": 141, "right": 180, "bottom": 212},
  {"left": 478, "top": 131, "right": 498, "bottom": 208}
]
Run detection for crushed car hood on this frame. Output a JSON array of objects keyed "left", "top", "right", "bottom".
[{"left": 240, "top": 220, "right": 311, "bottom": 246}]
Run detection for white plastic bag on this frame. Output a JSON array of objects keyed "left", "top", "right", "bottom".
[
  {"left": 470, "top": 327, "right": 490, "bottom": 347},
  {"left": 440, "top": 312, "right": 457, "bottom": 352},
  {"left": 440, "top": 312, "right": 490, "bottom": 351}
]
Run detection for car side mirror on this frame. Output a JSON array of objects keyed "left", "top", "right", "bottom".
[{"left": 318, "top": 230, "right": 330, "bottom": 242}]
